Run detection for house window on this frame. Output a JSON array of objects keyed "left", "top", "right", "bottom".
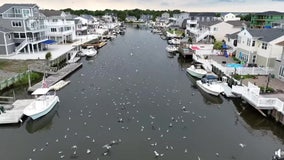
[
  {"left": 20, "top": 33, "right": 25, "bottom": 38},
  {"left": 279, "top": 65, "right": 284, "bottom": 77},
  {"left": 14, "top": 33, "right": 19, "bottom": 38},
  {"left": 12, "top": 21, "right": 22, "bottom": 27},
  {"left": 22, "top": 9, "right": 31, "bottom": 17},
  {"left": 247, "top": 38, "right": 251, "bottom": 46},
  {"left": 51, "top": 28, "right": 57, "bottom": 32},
  {"left": 52, "top": 19, "right": 58, "bottom": 22},
  {"left": 262, "top": 43, "right": 267, "bottom": 50},
  {"left": 252, "top": 41, "right": 255, "bottom": 47}
]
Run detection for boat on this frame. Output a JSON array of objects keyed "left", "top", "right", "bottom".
[
  {"left": 93, "top": 41, "right": 107, "bottom": 48},
  {"left": 23, "top": 78, "right": 60, "bottom": 120},
  {"left": 168, "top": 38, "right": 181, "bottom": 45},
  {"left": 196, "top": 74, "right": 224, "bottom": 96},
  {"left": 166, "top": 45, "right": 178, "bottom": 53},
  {"left": 82, "top": 47, "right": 97, "bottom": 57},
  {"left": 272, "top": 149, "right": 284, "bottom": 160},
  {"left": 49, "top": 80, "right": 70, "bottom": 91},
  {"left": 186, "top": 64, "right": 207, "bottom": 79},
  {"left": 25, "top": 105, "right": 58, "bottom": 133}
]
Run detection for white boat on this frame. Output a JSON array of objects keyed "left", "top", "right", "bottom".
[
  {"left": 82, "top": 47, "right": 97, "bottom": 57},
  {"left": 196, "top": 74, "right": 224, "bottom": 96},
  {"left": 272, "top": 149, "right": 284, "bottom": 160},
  {"left": 186, "top": 65, "right": 207, "bottom": 79},
  {"left": 23, "top": 88, "right": 59, "bottom": 120},
  {"left": 168, "top": 38, "right": 181, "bottom": 45},
  {"left": 49, "top": 80, "right": 70, "bottom": 91},
  {"left": 166, "top": 45, "right": 178, "bottom": 53}
]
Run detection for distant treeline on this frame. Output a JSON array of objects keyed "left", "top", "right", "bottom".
[
  {"left": 62, "top": 8, "right": 181, "bottom": 21},
  {"left": 61, "top": 8, "right": 251, "bottom": 21}
]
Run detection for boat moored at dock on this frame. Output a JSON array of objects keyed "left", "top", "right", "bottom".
[
  {"left": 186, "top": 64, "right": 207, "bottom": 79},
  {"left": 23, "top": 87, "right": 59, "bottom": 120},
  {"left": 196, "top": 74, "right": 224, "bottom": 96}
]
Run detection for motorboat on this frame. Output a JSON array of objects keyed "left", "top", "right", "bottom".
[
  {"left": 168, "top": 38, "right": 181, "bottom": 45},
  {"left": 186, "top": 64, "right": 207, "bottom": 79},
  {"left": 23, "top": 87, "right": 59, "bottom": 120},
  {"left": 272, "top": 149, "right": 284, "bottom": 160},
  {"left": 196, "top": 74, "right": 224, "bottom": 96},
  {"left": 82, "top": 47, "right": 98, "bottom": 57},
  {"left": 166, "top": 45, "right": 178, "bottom": 53}
]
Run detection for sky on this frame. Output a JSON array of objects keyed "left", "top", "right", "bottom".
[{"left": 1, "top": 0, "right": 284, "bottom": 12}]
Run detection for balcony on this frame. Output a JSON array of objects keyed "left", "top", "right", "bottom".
[{"left": 2, "top": 13, "right": 24, "bottom": 18}]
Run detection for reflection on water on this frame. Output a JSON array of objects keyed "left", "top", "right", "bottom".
[
  {"left": 25, "top": 105, "right": 59, "bottom": 134},
  {"left": 232, "top": 98, "right": 284, "bottom": 142}
]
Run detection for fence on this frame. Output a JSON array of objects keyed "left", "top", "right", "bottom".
[
  {"left": 0, "top": 71, "right": 30, "bottom": 90},
  {"left": 210, "top": 59, "right": 273, "bottom": 76}
]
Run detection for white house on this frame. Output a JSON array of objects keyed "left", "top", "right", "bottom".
[
  {"left": 161, "top": 12, "right": 170, "bottom": 19},
  {"left": 236, "top": 28, "right": 284, "bottom": 67},
  {"left": 125, "top": 16, "right": 137, "bottom": 22},
  {"left": 274, "top": 41, "right": 284, "bottom": 81},
  {"left": 186, "top": 20, "right": 245, "bottom": 43},
  {"left": 174, "top": 12, "right": 190, "bottom": 27},
  {"left": 40, "top": 10, "right": 76, "bottom": 44},
  {"left": 222, "top": 13, "right": 241, "bottom": 22}
]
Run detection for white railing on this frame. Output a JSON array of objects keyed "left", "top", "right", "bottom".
[
  {"left": 232, "top": 84, "right": 284, "bottom": 112},
  {"left": 196, "top": 30, "right": 210, "bottom": 42}
]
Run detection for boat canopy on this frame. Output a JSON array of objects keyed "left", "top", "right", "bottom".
[
  {"left": 202, "top": 74, "right": 218, "bottom": 80},
  {"left": 32, "top": 88, "right": 50, "bottom": 95}
]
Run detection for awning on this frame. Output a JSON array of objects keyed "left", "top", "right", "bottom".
[
  {"left": 190, "top": 46, "right": 200, "bottom": 51},
  {"left": 42, "top": 39, "right": 56, "bottom": 44}
]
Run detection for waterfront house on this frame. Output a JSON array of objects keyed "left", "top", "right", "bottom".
[
  {"left": 271, "top": 19, "right": 284, "bottom": 29},
  {"left": 235, "top": 28, "right": 284, "bottom": 68},
  {"left": 40, "top": 10, "right": 76, "bottom": 44},
  {"left": 274, "top": 41, "right": 284, "bottom": 81},
  {"left": 0, "top": 3, "right": 48, "bottom": 55},
  {"left": 186, "top": 20, "right": 245, "bottom": 43},
  {"left": 250, "top": 11, "right": 284, "bottom": 28},
  {"left": 161, "top": 12, "right": 170, "bottom": 19},
  {"left": 74, "top": 19, "right": 88, "bottom": 35},
  {"left": 172, "top": 12, "right": 190, "bottom": 27},
  {"left": 125, "top": 16, "right": 137, "bottom": 23},
  {"left": 139, "top": 14, "right": 153, "bottom": 22},
  {"left": 222, "top": 13, "right": 241, "bottom": 22}
]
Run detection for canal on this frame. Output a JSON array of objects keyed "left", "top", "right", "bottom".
[{"left": 0, "top": 26, "right": 284, "bottom": 160}]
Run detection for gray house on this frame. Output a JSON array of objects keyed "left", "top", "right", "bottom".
[
  {"left": 274, "top": 41, "right": 284, "bottom": 82},
  {"left": 0, "top": 3, "right": 48, "bottom": 55},
  {"left": 0, "top": 27, "right": 14, "bottom": 55}
]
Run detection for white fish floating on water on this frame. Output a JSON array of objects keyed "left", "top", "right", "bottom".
[{"left": 86, "top": 149, "right": 91, "bottom": 154}]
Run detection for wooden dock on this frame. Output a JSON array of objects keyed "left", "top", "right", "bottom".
[
  {"left": 219, "top": 82, "right": 239, "bottom": 98},
  {"left": 0, "top": 99, "right": 34, "bottom": 124},
  {"left": 28, "top": 63, "right": 82, "bottom": 92}
]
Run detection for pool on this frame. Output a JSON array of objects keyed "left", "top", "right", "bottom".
[{"left": 226, "top": 63, "right": 243, "bottom": 68}]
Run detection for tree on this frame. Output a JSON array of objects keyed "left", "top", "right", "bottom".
[
  {"left": 213, "top": 41, "right": 223, "bottom": 50},
  {"left": 45, "top": 52, "right": 52, "bottom": 61}
]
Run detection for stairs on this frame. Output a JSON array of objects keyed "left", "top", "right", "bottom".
[
  {"left": 15, "top": 40, "right": 28, "bottom": 54},
  {"left": 196, "top": 30, "right": 210, "bottom": 42}
]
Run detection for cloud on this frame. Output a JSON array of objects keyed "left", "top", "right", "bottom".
[
  {"left": 219, "top": 0, "right": 245, "bottom": 2},
  {"left": 272, "top": 0, "right": 284, "bottom": 1},
  {"left": 160, "top": 1, "right": 169, "bottom": 6}
]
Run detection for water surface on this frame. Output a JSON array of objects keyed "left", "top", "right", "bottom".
[{"left": 0, "top": 26, "right": 284, "bottom": 160}]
